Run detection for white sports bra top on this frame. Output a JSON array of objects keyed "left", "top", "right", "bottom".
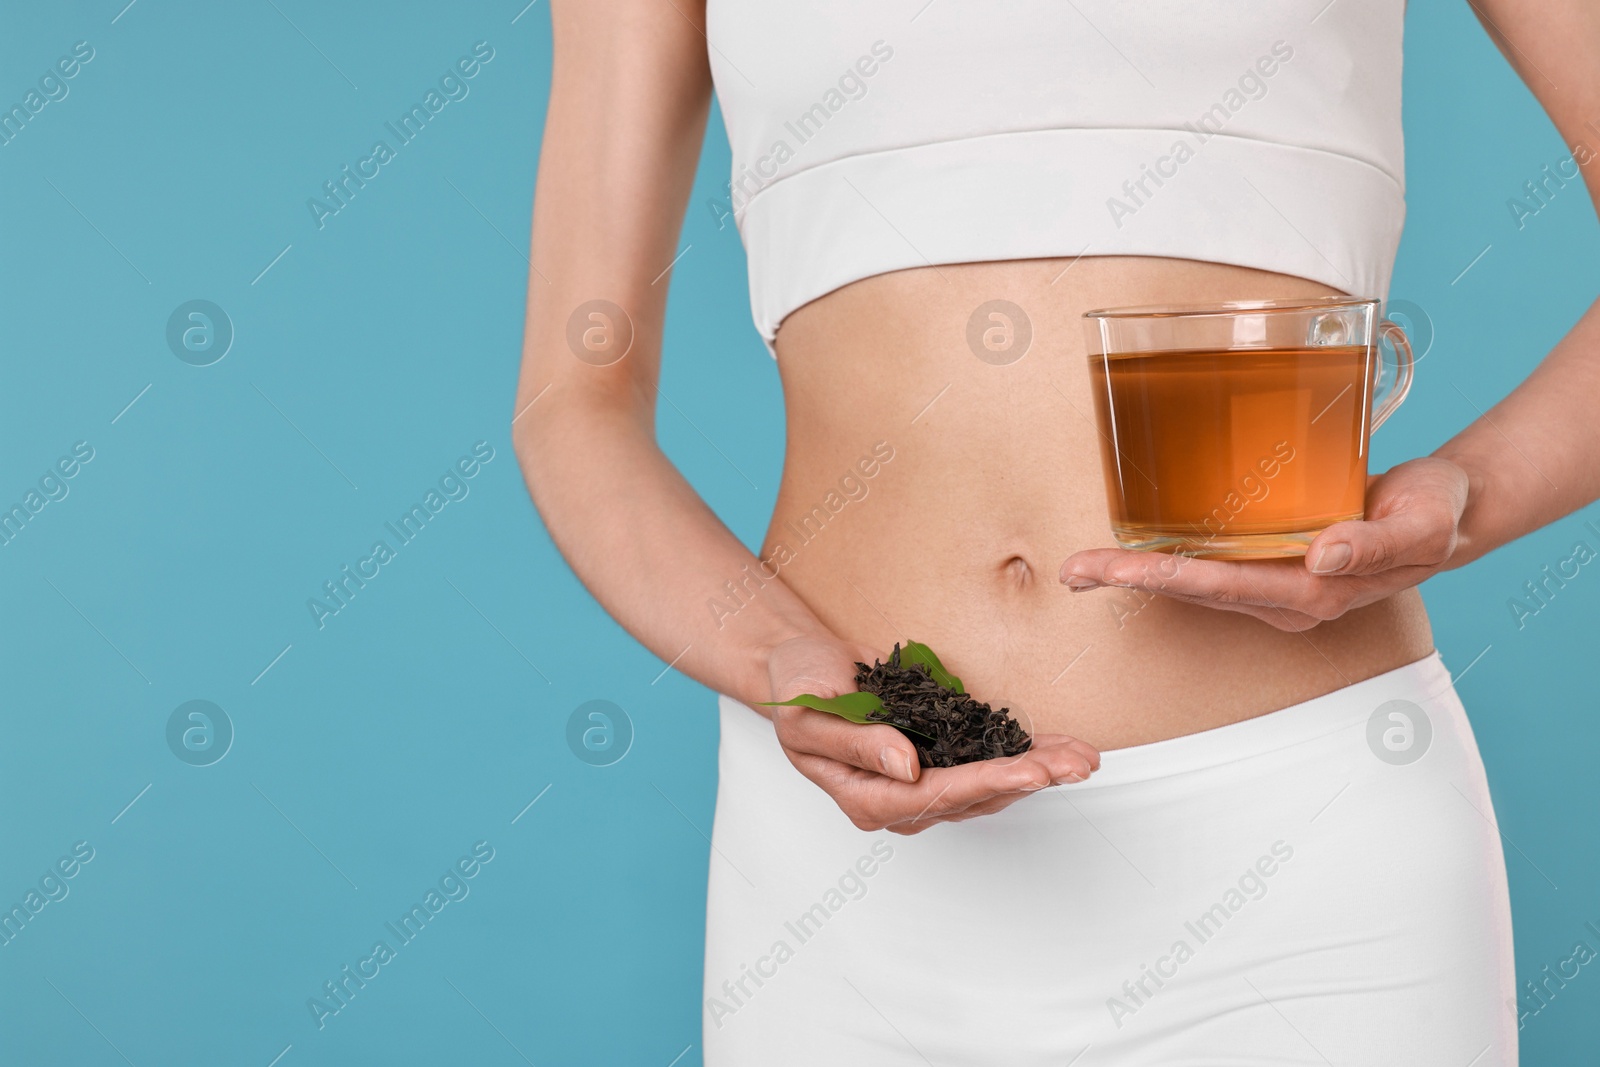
[{"left": 706, "top": 2, "right": 1405, "bottom": 353}]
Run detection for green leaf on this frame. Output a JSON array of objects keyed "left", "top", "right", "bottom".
[
  {"left": 758, "top": 691, "right": 885, "bottom": 723},
  {"left": 759, "top": 691, "right": 936, "bottom": 742},
  {"left": 899, "top": 641, "right": 964, "bottom": 693}
]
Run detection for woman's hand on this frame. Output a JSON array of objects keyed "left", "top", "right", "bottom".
[
  {"left": 1058, "top": 457, "right": 1470, "bottom": 632},
  {"left": 765, "top": 634, "right": 1100, "bottom": 835}
]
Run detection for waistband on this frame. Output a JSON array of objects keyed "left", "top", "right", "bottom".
[{"left": 1058, "top": 649, "right": 1455, "bottom": 789}]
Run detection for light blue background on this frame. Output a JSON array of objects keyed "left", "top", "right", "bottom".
[{"left": 2, "top": 1, "right": 1596, "bottom": 1063}]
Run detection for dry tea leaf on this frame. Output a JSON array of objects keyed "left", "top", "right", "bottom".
[
  {"left": 855, "top": 643, "right": 1031, "bottom": 768},
  {"left": 764, "top": 641, "right": 1028, "bottom": 767}
]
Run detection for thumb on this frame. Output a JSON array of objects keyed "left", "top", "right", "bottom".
[
  {"left": 1306, "top": 497, "right": 1458, "bottom": 577},
  {"left": 767, "top": 639, "right": 876, "bottom": 706},
  {"left": 771, "top": 662, "right": 857, "bottom": 702}
]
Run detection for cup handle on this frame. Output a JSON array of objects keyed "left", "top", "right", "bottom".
[{"left": 1371, "top": 318, "right": 1415, "bottom": 433}]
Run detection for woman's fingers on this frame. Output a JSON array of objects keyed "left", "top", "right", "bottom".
[
  {"left": 771, "top": 705, "right": 922, "bottom": 782},
  {"left": 785, "top": 736, "right": 1095, "bottom": 833},
  {"left": 774, "top": 707, "right": 1099, "bottom": 788},
  {"left": 1057, "top": 458, "right": 1470, "bottom": 629},
  {"left": 1061, "top": 544, "right": 1440, "bottom": 630},
  {"left": 771, "top": 692, "right": 1104, "bottom": 831},
  {"left": 1030, "top": 731, "right": 1103, "bottom": 773},
  {"left": 1062, "top": 550, "right": 1311, "bottom": 610},
  {"left": 1306, "top": 459, "right": 1467, "bottom": 576},
  {"left": 766, "top": 635, "right": 1104, "bottom": 832},
  {"left": 874, "top": 745, "right": 1095, "bottom": 831},
  {"left": 1060, "top": 546, "right": 1413, "bottom": 629}
]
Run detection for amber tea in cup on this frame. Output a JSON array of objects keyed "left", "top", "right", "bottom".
[{"left": 1083, "top": 296, "right": 1414, "bottom": 559}]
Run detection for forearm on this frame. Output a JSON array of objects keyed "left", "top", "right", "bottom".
[
  {"left": 510, "top": 1, "right": 819, "bottom": 705},
  {"left": 514, "top": 399, "right": 831, "bottom": 707},
  {"left": 1434, "top": 295, "right": 1600, "bottom": 567}
]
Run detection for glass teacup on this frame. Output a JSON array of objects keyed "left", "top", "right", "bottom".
[{"left": 1083, "top": 296, "right": 1415, "bottom": 559}]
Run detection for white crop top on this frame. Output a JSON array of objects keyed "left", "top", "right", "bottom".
[{"left": 705, "top": 2, "right": 1406, "bottom": 353}]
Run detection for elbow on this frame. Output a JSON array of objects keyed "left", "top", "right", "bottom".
[
  {"left": 510, "top": 363, "right": 566, "bottom": 481},
  {"left": 511, "top": 404, "right": 551, "bottom": 493},
  {"left": 510, "top": 373, "right": 555, "bottom": 493},
  {"left": 510, "top": 383, "right": 657, "bottom": 496}
]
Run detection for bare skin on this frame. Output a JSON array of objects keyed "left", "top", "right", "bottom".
[
  {"left": 517, "top": 0, "right": 1600, "bottom": 834},
  {"left": 770, "top": 256, "right": 1436, "bottom": 749}
]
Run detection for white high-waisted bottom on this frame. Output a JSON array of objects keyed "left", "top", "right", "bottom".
[{"left": 703, "top": 651, "right": 1516, "bottom": 1065}]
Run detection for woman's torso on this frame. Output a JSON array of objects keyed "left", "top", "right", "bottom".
[
  {"left": 764, "top": 256, "right": 1433, "bottom": 749},
  {"left": 709, "top": 2, "right": 1422, "bottom": 747}
]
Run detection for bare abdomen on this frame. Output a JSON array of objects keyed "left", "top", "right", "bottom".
[{"left": 762, "top": 255, "right": 1432, "bottom": 749}]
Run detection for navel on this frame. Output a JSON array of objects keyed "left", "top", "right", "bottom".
[{"left": 1002, "top": 554, "right": 1033, "bottom": 589}]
